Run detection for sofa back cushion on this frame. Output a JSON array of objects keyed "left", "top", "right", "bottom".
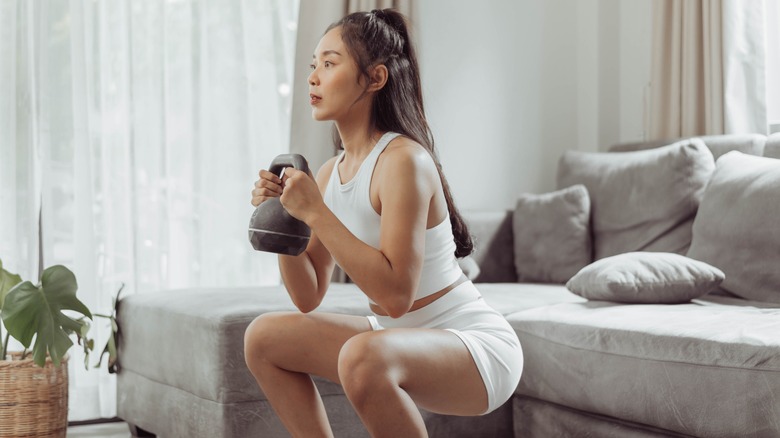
[
  {"left": 610, "top": 133, "right": 766, "bottom": 161},
  {"left": 687, "top": 152, "right": 780, "bottom": 304},
  {"left": 557, "top": 139, "right": 715, "bottom": 260}
]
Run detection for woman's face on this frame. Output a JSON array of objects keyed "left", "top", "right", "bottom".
[{"left": 308, "top": 27, "right": 369, "bottom": 122}]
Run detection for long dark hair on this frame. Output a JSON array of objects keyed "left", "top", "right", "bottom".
[{"left": 327, "top": 9, "right": 474, "bottom": 258}]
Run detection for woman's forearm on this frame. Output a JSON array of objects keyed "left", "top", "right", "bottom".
[{"left": 278, "top": 252, "right": 322, "bottom": 313}]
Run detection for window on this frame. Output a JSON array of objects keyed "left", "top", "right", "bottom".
[{"left": 766, "top": 0, "right": 780, "bottom": 133}]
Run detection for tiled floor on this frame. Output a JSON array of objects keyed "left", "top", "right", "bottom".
[{"left": 67, "top": 421, "right": 132, "bottom": 438}]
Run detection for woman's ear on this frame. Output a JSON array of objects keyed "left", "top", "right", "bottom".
[{"left": 367, "top": 64, "right": 388, "bottom": 92}]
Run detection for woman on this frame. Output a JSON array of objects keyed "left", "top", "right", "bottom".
[{"left": 244, "top": 9, "right": 522, "bottom": 438}]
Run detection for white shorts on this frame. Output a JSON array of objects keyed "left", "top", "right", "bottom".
[{"left": 366, "top": 281, "right": 523, "bottom": 414}]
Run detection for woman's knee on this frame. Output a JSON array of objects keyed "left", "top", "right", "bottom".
[
  {"left": 338, "top": 333, "right": 396, "bottom": 403},
  {"left": 243, "top": 311, "right": 298, "bottom": 368}
]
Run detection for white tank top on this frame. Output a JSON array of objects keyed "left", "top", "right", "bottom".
[{"left": 322, "top": 132, "right": 463, "bottom": 301}]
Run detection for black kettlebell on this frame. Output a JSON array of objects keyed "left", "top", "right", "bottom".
[{"left": 248, "top": 154, "right": 311, "bottom": 256}]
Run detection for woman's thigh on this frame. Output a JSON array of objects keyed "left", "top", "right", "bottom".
[
  {"left": 340, "top": 328, "right": 489, "bottom": 416},
  {"left": 244, "top": 311, "right": 373, "bottom": 384}
]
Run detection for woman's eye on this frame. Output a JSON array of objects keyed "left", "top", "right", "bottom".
[{"left": 310, "top": 61, "right": 333, "bottom": 70}]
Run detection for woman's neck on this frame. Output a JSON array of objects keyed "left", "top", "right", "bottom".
[{"left": 335, "top": 119, "right": 382, "bottom": 162}]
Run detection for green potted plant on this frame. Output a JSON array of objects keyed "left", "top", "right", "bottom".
[{"left": 0, "top": 258, "right": 114, "bottom": 438}]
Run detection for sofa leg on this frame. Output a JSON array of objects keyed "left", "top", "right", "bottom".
[{"left": 128, "top": 423, "right": 156, "bottom": 437}]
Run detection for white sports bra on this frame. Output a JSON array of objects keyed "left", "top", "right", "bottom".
[{"left": 322, "top": 132, "right": 463, "bottom": 302}]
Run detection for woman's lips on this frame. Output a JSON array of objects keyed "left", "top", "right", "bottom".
[{"left": 310, "top": 94, "right": 322, "bottom": 105}]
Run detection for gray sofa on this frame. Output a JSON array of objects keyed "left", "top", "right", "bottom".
[{"left": 117, "top": 133, "right": 780, "bottom": 437}]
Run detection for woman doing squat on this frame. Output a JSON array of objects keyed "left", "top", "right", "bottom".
[{"left": 244, "top": 9, "right": 523, "bottom": 438}]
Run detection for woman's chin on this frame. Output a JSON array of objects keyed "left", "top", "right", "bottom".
[{"left": 311, "top": 110, "right": 330, "bottom": 122}]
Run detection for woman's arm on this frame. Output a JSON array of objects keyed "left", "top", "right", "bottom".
[
  {"left": 282, "top": 140, "right": 436, "bottom": 318},
  {"left": 275, "top": 158, "right": 338, "bottom": 312}
]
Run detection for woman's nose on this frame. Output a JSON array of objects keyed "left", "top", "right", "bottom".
[{"left": 308, "top": 69, "right": 318, "bottom": 86}]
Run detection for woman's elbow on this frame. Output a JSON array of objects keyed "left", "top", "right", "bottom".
[
  {"left": 383, "top": 294, "right": 414, "bottom": 319},
  {"left": 291, "top": 293, "right": 323, "bottom": 314},
  {"left": 294, "top": 300, "right": 319, "bottom": 314},
  {"left": 385, "top": 306, "right": 410, "bottom": 319}
]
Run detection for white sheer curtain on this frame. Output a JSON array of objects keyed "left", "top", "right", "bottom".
[
  {"left": 0, "top": 0, "right": 299, "bottom": 421},
  {"left": 720, "top": 0, "right": 770, "bottom": 134}
]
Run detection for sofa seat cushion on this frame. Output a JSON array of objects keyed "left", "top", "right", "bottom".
[
  {"left": 478, "top": 283, "right": 585, "bottom": 315},
  {"left": 508, "top": 297, "right": 780, "bottom": 437},
  {"left": 118, "top": 284, "right": 372, "bottom": 405}
]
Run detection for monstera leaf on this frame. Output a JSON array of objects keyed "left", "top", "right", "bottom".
[
  {"left": 1, "top": 265, "right": 92, "bottom": 367},
  {"left": 94, "top": 283, "right": 123, "bottom": 373},
  {"left": 0, "top": 259, "right": 23, "bottom": 310}
]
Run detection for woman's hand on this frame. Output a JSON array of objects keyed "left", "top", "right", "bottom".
[
  {"left": 251, "top": 169, "right": 283, "bottom": 207},
  {"left": 280, "top": 167, "right": 325, "bottom": 224}
]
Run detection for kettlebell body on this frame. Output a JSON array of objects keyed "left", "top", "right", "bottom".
[{"left": 248, "top": 154, "right": 312, "bottom": 256}]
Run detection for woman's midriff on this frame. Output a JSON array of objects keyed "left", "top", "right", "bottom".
[{"left": 369, "top": 274, "right": 469, "bottom": 316}]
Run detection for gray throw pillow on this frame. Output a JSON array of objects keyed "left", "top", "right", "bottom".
[
  {"left": 557, "top": 139, "right": 715, "bottom": 260},
  {"left": 513, "top": 184, "right": 591, "bottom": 283},
  {"left": 566, "top": 252, "right": 724, "bottom": 304},
  {"left": 687, "top": 151, "right": 780, "bottom": 304}
]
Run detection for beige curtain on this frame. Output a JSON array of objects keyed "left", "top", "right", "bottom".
[
  {"left": 288, "top": 0, "right": 414, "bottom": 172},
  {"left": 649, "top": 0, "right": 768, "bottom": 139}
]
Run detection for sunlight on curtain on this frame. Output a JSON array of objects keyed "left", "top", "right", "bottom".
[
  {"left": 0, "top": 0, "right": 299, "bottom": 421},
  {"left": 0, "top": 2, "right": 41, "bottom": 285},
  {"left": 721, "top": 0, "right": 768, "bottom": 134}
]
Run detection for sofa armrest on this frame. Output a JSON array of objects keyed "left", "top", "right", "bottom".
[
  {"left": 462, "top": 210, "right": 517, "bottom": 283},
  {"left": 765, "top": 133, "right": 780, "bottom": 159}
]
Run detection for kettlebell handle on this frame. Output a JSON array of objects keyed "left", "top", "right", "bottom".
[{"left": 268, "top": 154, "right": 309, "bottom": 178}]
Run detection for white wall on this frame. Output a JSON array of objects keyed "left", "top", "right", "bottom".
[{"left": 415, "top": 0, "right": 652, "bottom": 210}]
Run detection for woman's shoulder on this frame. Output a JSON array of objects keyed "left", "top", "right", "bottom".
[
  {"left": 318, "top": 155, "right": 340, "bottom": 174},
  {"left": 378, "top": 135, "right": 437, "bottom": 181},
  {"left": 382, "top": 135, "right": 431, "bottom": 167},
  {"left": 315, "top": 155, "right": 340, "bottom": 188}
]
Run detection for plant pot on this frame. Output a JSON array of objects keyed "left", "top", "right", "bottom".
[{"left": 0, "top": 352, "right": 68, "bottom": 438}]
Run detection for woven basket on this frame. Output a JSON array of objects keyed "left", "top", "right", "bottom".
[{"left": 0, "top": 352, "right": 68, "bottom": 438}]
